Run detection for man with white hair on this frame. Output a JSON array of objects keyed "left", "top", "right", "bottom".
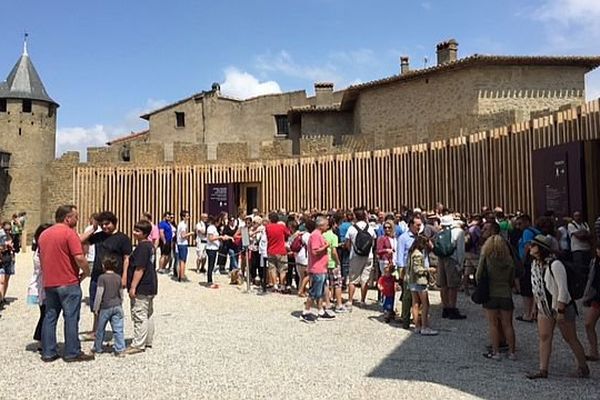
[{"left": 434, "top": 214, "right": 466, "bottom": 319}]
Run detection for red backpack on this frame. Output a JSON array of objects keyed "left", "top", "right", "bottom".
[{"left": 290, "top": 234, "right": 305, "bottom": 253}]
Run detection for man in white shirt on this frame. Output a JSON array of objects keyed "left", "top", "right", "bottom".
[
  {"left": 344, "top": 208, "right": 376, "bottom": 310},
  {"left": 176, "top": 211, "right": 194, "bottom": 282},
  {"left": 568, "top": 211, "right": 592, "bottom": 269},
  {"left": 195, "top": 213, "right": 208, "bottom": 273}
]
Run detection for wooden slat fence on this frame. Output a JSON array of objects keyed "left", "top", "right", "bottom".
[{"left": 74, "top": 100, "right": 600, "bottom": 236}]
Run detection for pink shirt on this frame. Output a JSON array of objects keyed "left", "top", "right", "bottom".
[
  {"left": 149, "top": 224, "right": 159, "bottom": 244},
  {"left": 308, "top": 230, "right": 328, "bottom": 274}
]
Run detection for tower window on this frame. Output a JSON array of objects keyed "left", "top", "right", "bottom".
[
  {"left": 22, "top": 99, "right": 32, "bottom": 113},
  {"left": 275, "top": 115, "right": 289, "bottom": 136},
  {"left": 175, "top": 112, "right": 185, "bottom": 128},
  {"left": 48, "top": 105, "right": 55, "bottom": 118},
  {"left": 0, "top": 99, "right": 6, "bottom": 112}
]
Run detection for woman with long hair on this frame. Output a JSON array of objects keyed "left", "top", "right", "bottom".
[
  {"left": 27, "top": 223, "right": 53, "bottom": 349},
  {"left": 407, "top": 236, "right": 438, "bottom": 336},
  {"left": 478, "top": 234, "right": 516, "bottom": 360},
  {"left": 526, "top": 235, "right": 589, "bottom": 379}
]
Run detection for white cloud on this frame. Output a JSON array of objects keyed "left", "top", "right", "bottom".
[
  {"left": 255, "top": 49, "right": 381, "bottom": 91},
  {"left": 56, "top": 98, "right": 164, "bottom": 160},
  {"left": 534, "top": 0, "right": 600, "bottom": 50},
  {"left": 536, "top": 0, "right": 600, "bottom": 22},
  {"left": 256, "top": 50, "right": 343, "bottom": 85},
  {"left": 586, "top": 70, "right": 600, "bottom": 101},
  {"left": 220, "top": 67, "right": 281, "bottom": 99}
]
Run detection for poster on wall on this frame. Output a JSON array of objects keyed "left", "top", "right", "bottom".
[{"left": 205, "top": 184, "right": 235, "bottom": 216}]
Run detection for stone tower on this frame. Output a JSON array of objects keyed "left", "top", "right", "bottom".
[{"left": 0, "top": 39, "right": 58, "bottom": 233}]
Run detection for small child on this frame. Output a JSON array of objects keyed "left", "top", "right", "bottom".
[
  {"left": 378, "top": 264, "right": 397, "bottom": 323},
  {"left": 92, "top": 255, "right": 125, "bottom": 356}
]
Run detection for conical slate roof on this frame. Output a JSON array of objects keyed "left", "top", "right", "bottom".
[{"left": 0, "top": 46, "right": 58, "bottom": 106}]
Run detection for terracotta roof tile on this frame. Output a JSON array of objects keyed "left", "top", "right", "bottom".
[
  {"left": 106, "top": 130, "right": 149, "bottom": 146},
  {"left": 341, "top": 54, "right": 600, "bottom": 108}
]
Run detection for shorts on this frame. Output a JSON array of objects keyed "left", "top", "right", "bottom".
[
  {"left": 89, "top": 280, "right": 98, "bottom": 312},
  {"left": 327, "top": 267, "right": 343, "bottom": 288},
  {"left": 0, "top": 261, "right": 15, "bottom": 275},
  {"left": 348, "top": 256, "right": 373, "bottom": 286},
  {"left": 483, "top": 297, "right": 514, "bottom": 311},
  {"left": 436, "top": 257, "right": 462, "bottom": 289},
  {"left": 542, "top": 303, "right": 577, "bottom": 322},
  {"left": 268, "top": 255, "right": 288, "bottom": 274},
  {"left": 409, "top": 284, "right": 428, "bottom": 292},
  {"left": 296, "top": 263, "right": 307, "bottom": 277},
  {"left": 382, "top": 295, "right": 395, "bottom": 311},
  {"left": 196, "top": 241, "right": 207, "bottom": 258},
  {"left": 160, "top": 242, "right": 172, "bottom": 257},
  {"left": 177, "top": 245, "right": 189, "bottom": 262},
  {"left": 309, "top": 274, "right": 327, "bottom": 300}
]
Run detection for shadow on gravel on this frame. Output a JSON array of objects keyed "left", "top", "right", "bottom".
[{"left": 367, "top": 300, "right": 599, "bottom": 400}]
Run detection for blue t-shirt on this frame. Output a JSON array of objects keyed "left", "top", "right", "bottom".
[
  {"left": 518, "top": 227, "right": 539, "bottom": 260},
  {"left": 338, "top": 221, "right": 351, "bottom": 243},
  {"left": 158, "top": 220, "right": 173, "bottom": 243}
]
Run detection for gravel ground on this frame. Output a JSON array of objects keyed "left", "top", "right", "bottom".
[{"left": 1, "top": 251, "right": 599, "bottom": 400}]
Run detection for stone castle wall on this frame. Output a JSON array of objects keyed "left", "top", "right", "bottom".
[
  {"left": 354, "top": 65, "right": 587, "bottom": 147},
  {"left": 0, "top": 99, "right": 56, "bottom": 231}
]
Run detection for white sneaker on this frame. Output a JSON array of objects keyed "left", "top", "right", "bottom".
[{"left": 420, "top": 327, "right": 439, "bottom": 336}]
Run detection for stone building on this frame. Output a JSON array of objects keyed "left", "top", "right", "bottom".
[
  {"left": 2, "top": 38, "right": 600, "bottom": 232},
  {"left": 111, "top": 39, "right": 600, "bottom": 160},
  {"left": 0, "top": 41, "right": 58, "bottom": 229}
]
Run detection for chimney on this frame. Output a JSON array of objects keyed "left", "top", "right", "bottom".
[
  {"left": 400, "top": 56, "right": 410, "bottom": 74},
  {"left": 436, "top": 39, "right": 458, "bottom": 65},
  {"left": 314, "top": 82, "right": 334, "bottom": 106}
]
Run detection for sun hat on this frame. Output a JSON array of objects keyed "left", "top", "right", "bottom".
[
  {"left": 530, "top": 234, "right": 554, "bottom": 253},
  {"left": 440, "top": 215, "right": 454, "bottom": 227}
]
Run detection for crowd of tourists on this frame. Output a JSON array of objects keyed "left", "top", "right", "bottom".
[{"left": 1, "top": 202, "right": 600, "bottom": 380}]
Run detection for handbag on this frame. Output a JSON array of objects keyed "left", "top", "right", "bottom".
[{"left": 471, "top": 259, "right": 490, "bottom": 305}]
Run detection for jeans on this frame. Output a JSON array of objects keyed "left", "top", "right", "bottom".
[
  {"left": 206, "top": 249, "right": 218, "bottom": 284},
  {"left": 42, "top": 284, "right": 82, "bottom": 359},
  {"left": 130, "top": 295, "right": 155, "bottom": 349},
  {"left": 94, "top": 305, "right": 125, "bottom": 353},
  {"left": 228, "top": 248, "right": 238, "bottom": 270}
]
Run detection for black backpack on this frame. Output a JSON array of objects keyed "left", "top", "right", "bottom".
[
  {"left": 353, "top": 223, "right": 373, "bottom": 256},
  {"left": 548, "top": 259, "right": 587, "bottom": 301}
]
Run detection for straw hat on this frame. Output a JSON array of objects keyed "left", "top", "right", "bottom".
[{"left": 530, "top": 234, "right": 554, "bottom": 253}]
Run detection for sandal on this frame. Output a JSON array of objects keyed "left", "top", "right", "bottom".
[
  {"left": 526, "top": 370, "right": 548, "bottom": 379},
  {"left": 571, "top": 365, "right": 590, "bottom": 378},
  {"left": 483, "top": 352, "right": 501, "bottom": 361},
  {"left": 516, "top": 315, "right": 535, "bottom": 323}
]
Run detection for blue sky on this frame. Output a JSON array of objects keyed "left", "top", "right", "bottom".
[{"left": 1, "top": 0, "right": 599, "bottom": 157}]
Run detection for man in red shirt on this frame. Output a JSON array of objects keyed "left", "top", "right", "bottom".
[
  {"left": 301, "top": 217, "right": 335, "bottom": 323},
  {"left": 265, "top": 212, "right": 290, "bottom": 291},
  {"left": 39, "top": 205, "right": 93, "bottom": 362}
]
